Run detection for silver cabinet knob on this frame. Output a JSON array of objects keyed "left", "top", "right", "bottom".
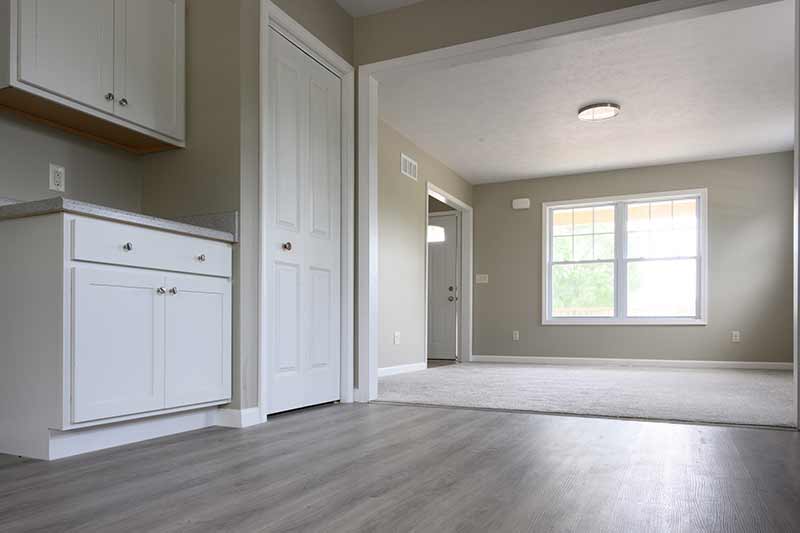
[
  {"left": 119, "top": 98, "right": 129, "bottom": 107},
  {"left": 282, "top": 242, "right": 292, "bottom": 251},
  {"left": 123, "top": 242, "right": 133, "bottom": 251},
  {"left": 157, "top": 287, "right": 166, "bottom": 295},
  {"left": 169, "top": 287, "right": 178, "bottom": 295},
  {"left": 198, "top": 254, "right": 207, "bottom": 262},
  {"left": 105, "top": 92, "right": 114, "bottom": 101}
]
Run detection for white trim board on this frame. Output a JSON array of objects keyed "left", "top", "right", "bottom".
[
  {"left": 472, "top": 355, "right": 793, "bottom": 371},
  {"left": 378, "top": 362, "right": 428, "bottom": 377},
  {"left": 215, "top": 407, "right": 264, "bottom": 428},
  {"left": 259, "top": 1, "right": 356, "bottom": 418}
]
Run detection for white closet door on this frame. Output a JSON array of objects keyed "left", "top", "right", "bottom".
[
  {"left": 17, "top": 0, "right": 115, "bottom": 113},
  {"left": 72, "top": 268, "right": 165, "bottom": 423},
  {"left": 113, "top": 0, "right": 185, "bottom": 138},
  {"left": 428, "top": 213, "right": 459, "bottom": 359},
  {"left": 266, "top": 28, "right": 341, "bottom": 414}
]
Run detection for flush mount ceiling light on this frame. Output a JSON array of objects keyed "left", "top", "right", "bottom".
[{"left": 578, "top": 102, "right": 621, "bottom": 122}]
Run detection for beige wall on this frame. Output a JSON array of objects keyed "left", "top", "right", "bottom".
[
  {"left": 354, "top": 0, "right": 661, "bottom": 65},
  {"left": 272, "top": 0, "right": 354, "bottom": 65},
  {"left": 379, "top": 120, "right": 472, "bottom": 369},
  {"left": 0, "top": 111, "right": 142, "bottom": 211},
  {"left": 473, "top": 151, "right": 794, "bottom": 363}
]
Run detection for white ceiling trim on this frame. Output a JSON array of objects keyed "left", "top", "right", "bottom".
[{"left": 335, "top": 0, "right": 424, "bottom": 18}]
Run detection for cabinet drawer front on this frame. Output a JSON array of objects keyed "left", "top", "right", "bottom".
[{"left": 72, "top": 217, "right": 231, "bottom": 277}]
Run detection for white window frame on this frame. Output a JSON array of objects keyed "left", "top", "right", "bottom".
[{"left": 542, "top": 189, "right": 708, "bottom": 326}]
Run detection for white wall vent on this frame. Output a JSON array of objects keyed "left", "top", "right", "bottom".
[{"left": 401, "top": 153, "right": 418, "bottom": 181}]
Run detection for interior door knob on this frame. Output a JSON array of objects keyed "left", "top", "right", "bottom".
[
  {"left": 157, "top": 287, "right": 166, "bottom": 295},
  {"left": 169, "top": 287, "right": 178, "bottom": 295},
  {"left": 282, "top": 242, "right": 293, "bottom": 251},
  {"left": 119, "top": 98, "right": 129, "bottom": 107},
  {"left": 123, "top": 242, "right": 133, "bottom": 251},
  {"left": 198, "top": 254, "right": 207, "bottom": 262},
  {"left": 448, "top": 296, "right": 455, "bottom": 302},
  {"left": 105, "top": 92, "right": 114, "bottom": 101}
]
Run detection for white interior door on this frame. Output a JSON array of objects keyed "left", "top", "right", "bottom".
[
  {"left": 428, "top": 213, "right": 459, "bottom": 360},
  {"left": 266, "top": 28, "right": 341, "bottom": 414},
  {"left": 72, "top": 267, "right": 165, "bottom": 422},
  {"left": 18, "top": 0, "right": 115, "bottom": 113},
  {"left": 164, "top": 274, "right": 231, "bottom": 408},
  {"left": 113, "top": 0, "right": 184, "bottom": 138}
]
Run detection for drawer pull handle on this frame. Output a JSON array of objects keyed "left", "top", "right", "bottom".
[
  {"left": 157, "top": 287, "right": 166, "bottom": 295},
  {"left": 198, "top": 254, "right": 207, "bottom": 262},
  {"left": 123, "top": 242, "right": 133, "bottom": 252},
  {"left": 169, "top": 287, "right": 178, "bottom": 295},
  {"left": 282, "top": 242, "right": 292, "bottom": 251}
]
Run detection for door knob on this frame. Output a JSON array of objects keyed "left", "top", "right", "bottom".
[
  {"left": 198, "top": 254, "right": 207, "bottom": 262},
  {"left": 282, "top": 242, "right": 293, "bottom": 251},
  {"left": 157, "top": 287, "right": 166, "bottom": 295},
  {"left": 123, "top": 242, "right": 133, "bottom": 251},
  {"left": 119, "top": 98, "right": 129, "bottom": 107},
  {"left": 448, "top": 296, "right": 455, "bottom": 302},
  {"left": 448, "top": 286, "right": 454, "bottom": 292},
  {"left": 105, "top": 92, "right": 114, "bottom": 101},
  {"left": 169, "top": 287, "right": 178, "bottom": 295}
]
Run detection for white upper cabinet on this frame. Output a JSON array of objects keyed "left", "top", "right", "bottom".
[
  {"left": 18, "top": 0, "right": 115, "bottom": 113},
  {"left": 114, "top": 0, "right": 184, "bottom": 139},
  {"left": 1, "top": 0, "right": 186, "bottom": 152}
]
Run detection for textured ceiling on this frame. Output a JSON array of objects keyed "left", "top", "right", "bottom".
[
  {"left": 335, "top": 0, "right": 423, "bottom": 17},
  {"left": 379, "top": 0, "right": 795, "bottom": 184}
]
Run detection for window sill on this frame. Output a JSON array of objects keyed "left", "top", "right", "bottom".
[{"left": 542, "top": 318, "right": 707, "bottom": 326}]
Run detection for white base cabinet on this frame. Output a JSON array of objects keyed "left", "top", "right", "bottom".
[{"left": 0, "top": 213, "right": 232, "bottom": 459}]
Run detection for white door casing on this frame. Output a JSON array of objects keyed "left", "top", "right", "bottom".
[
  {"left": 265, "top": 28, "right": 342, "bottom": 414},
  {"left": 72, "top": 267, "right": 165, "bottom": 423},
  {"left": 18, "top": 0, "right": 115, "bottom": 113},
  {"left": 164, "top": 273, "right": 231, "bottom": 408},
  {"left": 428, "top": 212, "right": 459, "bottom": 359},
  {"left": 113, "top": 0, "right": 185, "bottom": 139}
]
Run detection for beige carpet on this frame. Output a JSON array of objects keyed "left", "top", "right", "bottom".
[{"left": 378, "top": 363, "right": 794, "bottom": 427}]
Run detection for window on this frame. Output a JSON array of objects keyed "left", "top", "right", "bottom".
[{"left": 543, "top": 190, "right": 707, "bottom": 325}]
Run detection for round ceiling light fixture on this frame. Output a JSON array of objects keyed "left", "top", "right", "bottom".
[{"left": 578, "top": 102, "right": 621, "bottom": 122}]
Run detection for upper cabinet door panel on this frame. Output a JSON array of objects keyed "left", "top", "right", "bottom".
[
  {"left": 18, "top": 0, "right": 115, "bottom": 113},
  {"left": 114, "top": 0, "right": 185, "bottom": 139}
]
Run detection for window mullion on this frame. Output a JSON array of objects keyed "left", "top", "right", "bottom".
[{"left": 615, "top": 202, "right": 627, "bottom": 320}]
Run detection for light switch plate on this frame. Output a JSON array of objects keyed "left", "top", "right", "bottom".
[
  {"left": 393, "top": 331, "right": 401, "bottom": 345},
  {"left": 731, "top": 330, "right": 741, "bottom": 343},
  {"left": 476, "top": 274, "right": 489, "bottom": 284},
  {"left": 49, "top": 163, "right": 66, "bottom": 192},
  {"left": 512, "top": 330, "right": 520, "bottom": 341}
]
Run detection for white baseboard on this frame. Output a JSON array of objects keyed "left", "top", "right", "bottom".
[
  {"left": 378, "top": 362, "right": 428, "bottom": 377},
  {"left": 215, "top": 407, "right": 264, "bottom": 428},
  {"left": 48, "top": 408, "right": 219, "bottom": 460},
  {"left": 472, "top": 355, "right": 793, "bottom": 371}
]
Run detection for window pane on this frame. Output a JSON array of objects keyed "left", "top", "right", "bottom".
[
  {"left": 552, "top": 263, "right": 614, "bottom": 317},
  {"left": 553, "top": 209, "right": 573, "bottom": 236},
  {"left": 673, "top": 199, "right": 697, "bottom": 229},
  {"left": 427, "top": 225, "right": 445, "bottom": 243},
  {"left": 626, "top": 198, "right": 699, "bottom": 259},
  {"left": 650, "top": 201, "right": 672, "bottom": 231},
  {"left": 594, "top": 234, "right": 614, "bottom": 260},
  {"left": 553, "top": 236, "right": 573, "bottom": 262},
  {"left": 627, "top": 203, "right": 649, "bottom": 231},
  {"left": 573, "top": 208, "right": 593, "bottom": 235},
  {"left": 594, "top": 206, "right": 615, "bottom": 233},
  {"left": 627, "top": 259, "right": 697, "bottom": 317},
  {"left": 574, "top": 235, "right": 593, "bottom": 261},
  {"left": 627, "top": 231, "right": 648, "bottom": 258}
]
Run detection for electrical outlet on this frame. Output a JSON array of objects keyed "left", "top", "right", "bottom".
[
  {"left": 512, "top": 330, "right": 520, "bottom": 341},
  {"left": 393, "top": 331, "right": 401, "bottom": 345},
  {"left": 731, "top": 330, "right": 741, "bottom": 343},
  {"left": 49, "top": 163, "right": 66, "bottom": 192}
]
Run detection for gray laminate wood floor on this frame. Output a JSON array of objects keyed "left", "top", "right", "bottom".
[{"left": 1, "top": 403, "right": 799, "bottom": 532}]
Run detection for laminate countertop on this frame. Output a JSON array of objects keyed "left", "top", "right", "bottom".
[{"left": 0, "top": 197, "right": 237, "bottom": 243}]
